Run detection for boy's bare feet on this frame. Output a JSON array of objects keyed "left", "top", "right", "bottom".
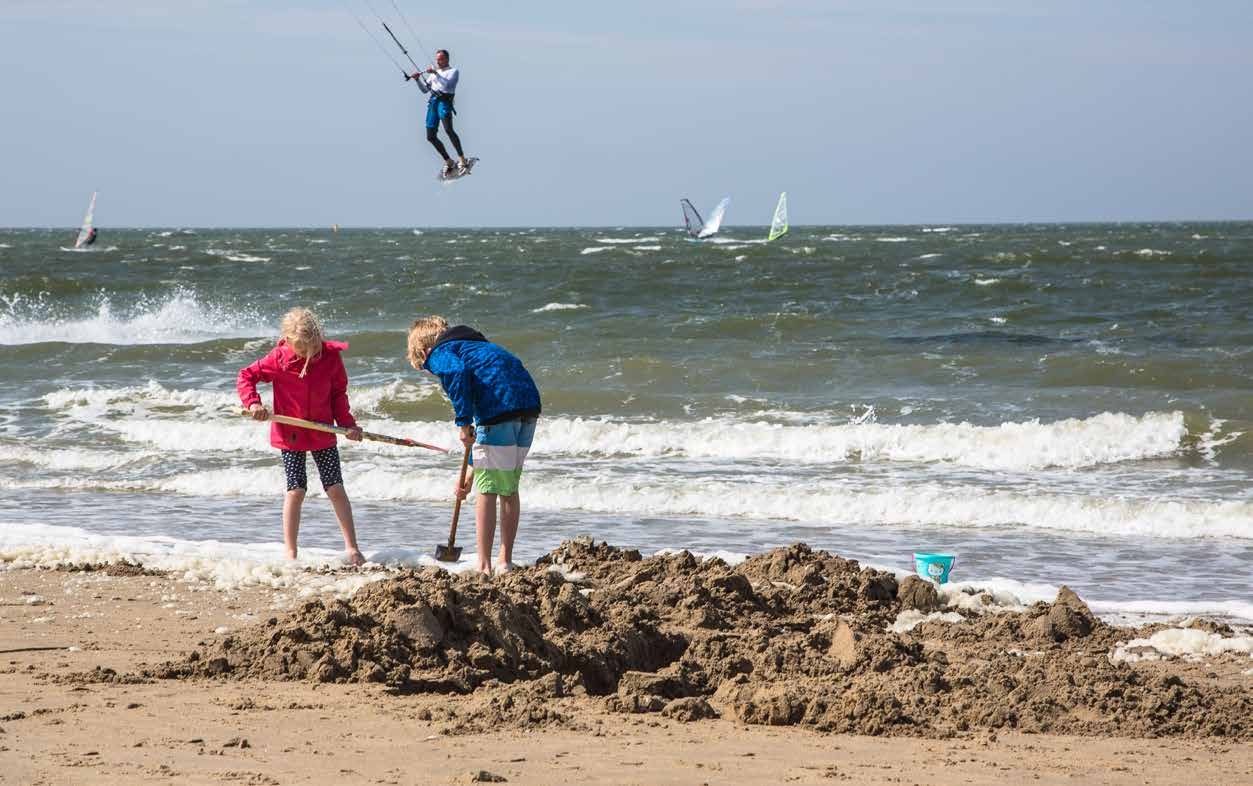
[
  {"left": 346, "top": 549, "right": 366, "bottom": 567},
  {"left": 495, "top": 561, "right": 514, "bottom": 574},
  {"left": 285, "top": 548, "right": 298, "bottom": 561}
]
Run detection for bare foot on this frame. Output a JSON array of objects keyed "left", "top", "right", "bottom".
[
  {"left": 346, "top": 549, "right": 366, "bottom": 567},
  {"left": 285, "top": 549, "right": 298, "bottom": 561},
  {"left": 495, "top": 561, "right": 513, "bottom": 574}
]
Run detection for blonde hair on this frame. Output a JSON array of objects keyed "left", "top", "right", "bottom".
[
  {"left": 280, "top": 307, "right": 325, "bottom": 359},
  {"left": 406, "top": 315, "right": 449, "bottom": 369}
]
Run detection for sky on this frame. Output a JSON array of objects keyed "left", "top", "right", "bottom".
[{"left": 1, "top": 1, "right": 1251, "bottom": 227}]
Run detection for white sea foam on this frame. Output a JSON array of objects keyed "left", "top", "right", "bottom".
[
  {"left": 0, "top": 523, "right": 481, "bottom": 597},
  {"left": 206, "top": 250, "right": 271, "bottom": 263},
  {"left": 532, "top": 303, "right": 589, "bottom": 313},
  {"left": 916, "top": 253, "right": 943, "bottom": 259},
  {"left": 5, "top": 457, "right": 1248, "bottom": 542},
  {"left": 1091, "top": 599, "right": 1253, "bottom": 625},
  {"left": 876, "top": 237, "right": 912, "bottom": 243},
  {"left": 36, "top": 388, "right": 1196, "bottom": 472},
  {"left": 1, "top": 522, "right": 1251, "bottom": 621},
  {"left": 532, "top": 410, "right": 1192, "bottom": 470},
  {"left": 0, "top": 289, "right": 270, "bottom": 345},
  {"left": 40, "top": 380, "right": 448, "bottom": 454},
  {"left": 595, "top": 237, "right": 660, "bottom": 244},
  {"left": 890, "top": 610, "right": 965, "bottom": 633},
  {"left": 922, "top": 227, "right": 955, "bottom": 233},
  {"left": 633, "top": 245, "right": 662, "bottom": 251},
  {"left": 580, "top": 247, "right": 611, "bottom": 255},
  {"left": 974, "top": 278, "right": 1001, "bottom": 286},
  {"left": 1195, "top": 418, "right": 1243, "bottom": 462},
  {"left": 1132, "top": 248, "right": 1171, "bottom": 257},
  {"left": 1110, "top": 628, "right": 1253, "bottom": 664}
]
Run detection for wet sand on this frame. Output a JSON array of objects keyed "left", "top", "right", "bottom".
[{"left": 1, "top": 543, "right": 1250, "bottom": 785}]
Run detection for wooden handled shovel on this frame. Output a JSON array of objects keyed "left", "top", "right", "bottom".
[
  {"left": 435, "top": 444, "right": 471, "bottom": 562},
  {"left": 239, "top": 410, "right": 449, "bottom": 453}
]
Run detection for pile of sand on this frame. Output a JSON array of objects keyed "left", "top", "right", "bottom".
[{"left": 154, "top": 540, "right": 1251, "bottom": 739}]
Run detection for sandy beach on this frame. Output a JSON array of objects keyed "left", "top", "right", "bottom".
[{"left": 2, "top": 543, "right": 1250, "bottom": 785}]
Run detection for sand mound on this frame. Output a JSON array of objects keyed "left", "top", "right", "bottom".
[{"left": 155, "top": 540, "right": 1252, "bottom": 739}]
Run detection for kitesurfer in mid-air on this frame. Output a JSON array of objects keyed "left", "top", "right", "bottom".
[{"left": 411, "top": 49, "right": 469, "bottom": 177}]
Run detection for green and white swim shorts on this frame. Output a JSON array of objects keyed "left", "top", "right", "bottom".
[{"left": 471, "top": 417, "right": 537, "bottom": 496}]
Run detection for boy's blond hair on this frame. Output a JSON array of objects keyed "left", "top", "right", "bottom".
[
  {"left": 406, "top": 315, "right": 449, "bottom": 369},
  {"left": 280, "top": 307, "right": 325, "bottom": 358}
]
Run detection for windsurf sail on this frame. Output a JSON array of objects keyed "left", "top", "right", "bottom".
[
  {"left": 681, "top": 199, "right": 704, "bottom": 238},
  {"left": 767, "top": 192, "right": 788, "bottom": 241},
  {"left": 73, "top": 192, "right": 97, "bottom": 250},
  {"left": 697, "top": 197, "right": 730, "bottom": 239}
]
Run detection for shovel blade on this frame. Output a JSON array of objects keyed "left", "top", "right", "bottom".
[{"left": 434, "top": 544, "right": 462, "bottom": 563}]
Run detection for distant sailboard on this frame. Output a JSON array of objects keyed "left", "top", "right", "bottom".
[
  {"left": 62, "top": 192, "right": 99, "bottom": 252},
  {"left": 438, "top": 157, "right": 479, "bottom": 184},
  {"left": 767, "top": 192, "right": 788, "bottom": 241},
  {"left": 681, "top": 196, "right": 730, "bottom": 240}
]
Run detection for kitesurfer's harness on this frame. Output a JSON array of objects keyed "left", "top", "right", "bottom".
[{"left": 429, "top": 90, "right": 456, "bottom": 116}]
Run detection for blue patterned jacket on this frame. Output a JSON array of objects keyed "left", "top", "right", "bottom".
[{"left": 423, "top": 326, "right": 541, "bottom": 427}]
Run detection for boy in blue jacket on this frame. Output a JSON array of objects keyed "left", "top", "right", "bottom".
[{"left": 407, "top": 316, "right": 541, "bottom": 575}]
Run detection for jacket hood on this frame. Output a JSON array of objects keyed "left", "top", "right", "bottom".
[
  {"left": 275, "top": 339, "right": 349, "bottom": 372},
  {"left": 433, "top": 325, "right": 488, "bottom": 348},
  {"left": 424, "top": 326, "right": 487, "bottom": 368}
]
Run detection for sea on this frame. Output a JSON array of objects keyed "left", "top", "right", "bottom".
[{"left": 1, "top": 224, "right": 1250, "bottom": 621}]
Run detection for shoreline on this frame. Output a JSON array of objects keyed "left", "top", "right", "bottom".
[{"left": 2, "top": 543, "right": 1251, "bottom": 784}]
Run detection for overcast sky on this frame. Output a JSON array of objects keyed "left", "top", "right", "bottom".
[{"left": 2, "top": 1, "right": 1250, "bottom": 227}]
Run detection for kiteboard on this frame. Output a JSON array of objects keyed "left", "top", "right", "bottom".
[{"left": 438, "top": 157, "right": 479, "bottom": 183}]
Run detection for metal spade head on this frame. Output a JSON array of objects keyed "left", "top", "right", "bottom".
[{"left": 434, "top": 543, "right": 462, "bottom": 563}]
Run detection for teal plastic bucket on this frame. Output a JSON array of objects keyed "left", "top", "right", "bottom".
[{"left": 913, "top": 553, "right": 955, "bottom": 585}]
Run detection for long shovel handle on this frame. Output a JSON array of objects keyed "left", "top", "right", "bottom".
[
  {"left": 240, "top": 410, "right": 449, "bottom": 453},
  {"left": 447, "top": 444, "right": 472, "bottom": 549}
]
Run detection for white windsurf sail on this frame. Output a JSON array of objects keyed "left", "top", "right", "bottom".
[
  {"left": 681, "top": 199, "right": 704, "bottom": 238},
  {"left": 73, "top": 192, "right": 97, "bottom": 249},
  {"left": 697, "top": 197, "right": 730, "bottom": 239},
  {"left": 767, "top": 192, "right": 788, "bottom": 241}
]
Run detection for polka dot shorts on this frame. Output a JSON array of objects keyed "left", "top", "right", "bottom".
[{"left": 281, "top": 447, "right": 344, "bottom": 492}]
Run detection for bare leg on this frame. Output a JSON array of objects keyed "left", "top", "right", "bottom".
[
  {"left": 283, "top": 488, "right": 305, "bottom": 560},
  {"left": 325, "top": 484, "right": 364, "bottom": 566},
  {"left": 476, "top": 492, "right": 498, "bottom": 575},
  {"left": 498, "top": 493, "right": 519, "bottom": 569}
]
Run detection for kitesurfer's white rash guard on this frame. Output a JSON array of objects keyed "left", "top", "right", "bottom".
[{"left": 418, "top": 67, "right": 459, "bottom": 95}]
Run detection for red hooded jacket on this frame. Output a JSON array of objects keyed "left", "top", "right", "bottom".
[{"left": 237, "top": 339, "right": 357, "bottom": 451}]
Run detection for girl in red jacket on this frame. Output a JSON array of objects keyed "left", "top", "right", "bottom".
[{"left": 238, "top": 308, "right": 366, "bottom": 566}]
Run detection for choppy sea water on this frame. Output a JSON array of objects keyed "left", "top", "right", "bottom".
[{"left": 1, "top": 224, "right": 1250, "bottom": 620}]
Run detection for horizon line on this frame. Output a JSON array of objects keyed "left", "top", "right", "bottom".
[{"left": 3, "top": 218, "right": 1252, "bottom": 231}]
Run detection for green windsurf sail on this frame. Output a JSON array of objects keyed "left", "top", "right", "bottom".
[{"left": 767, "top": 191, "right": 788, "bottom": 241}]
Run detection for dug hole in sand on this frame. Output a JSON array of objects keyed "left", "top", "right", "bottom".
[{"left": 136, "top": 539, "right": 1252, "bottom": 740}]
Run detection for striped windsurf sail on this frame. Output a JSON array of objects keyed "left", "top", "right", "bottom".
[
  {"left": 73, "top": 192, "right": 97, "bottom": 249},
  {"left": 697, "top": 197, "right": 729, "bottom": 239},
  {"left": 767, "top": 192, "right": 788, "bottom": 241},
  {"left": 681, "top": 199, "right": 704, "bottom": 238}
]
